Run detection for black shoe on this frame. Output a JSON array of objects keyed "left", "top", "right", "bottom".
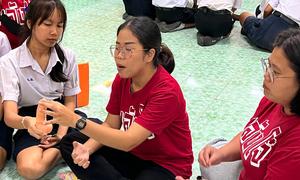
[
  {"left": 197, "top": 32, "right": 223, "bottom": 46},
  {"left": 157, "top": 21, "right": 183, "bottom": 33}
]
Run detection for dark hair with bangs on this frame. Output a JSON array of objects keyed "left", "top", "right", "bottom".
[
  {"left": 117, "top": 17, "right": 175, "bottom": 74},
  {"left": 273, "top": 28, "right": 300, "bottom": 115},
  {"left": 20, "top": 0, "right": 68, "bottom": 82}
]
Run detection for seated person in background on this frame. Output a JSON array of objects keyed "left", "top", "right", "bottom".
[
  {"left": 195, "top": 0, "right": 242, "bottom": 46},
  {"left": 152, "top": 0, "right": 196, "bottom": 32},
  {"left": 39, "top": 16, "right": 194, "bottom": 180},
  {"left": 0, "top": 0, "right": 31, "bottom": 49},
  {"left": 0, "top": 30, "right": 11, "bottom": 170},
  {"left": 0, "top": 0, "right": 80, "bottom": 178},
  {"left": 122, "top": 0, "right": 155, "bottom": 20},
  {"left": 238, "top": 0, "right": 300, "bottom": 51},
  {"left": 199, "top": 28, "right": 300, "bottom": 179}
]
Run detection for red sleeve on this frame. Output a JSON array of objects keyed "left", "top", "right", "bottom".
[
  {"left": 264, "top": 125, "right": 300, "bottom": 179},
  {"left": 106, "top": 74, "right": 121, "bottom": 115}
]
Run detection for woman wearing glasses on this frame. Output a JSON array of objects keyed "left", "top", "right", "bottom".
[
  {"left": 199, "top": 28, "right": 300, "bottom": 179},
  {"left": 39, "top": 16, "right": 193, "bottom": 179}
]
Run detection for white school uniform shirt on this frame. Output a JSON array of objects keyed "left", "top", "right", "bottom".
[
  {"left": 0, "top": 39, "right": 80, "bottom": 108},
  {"left": 269, "top": 0, "right": 300, "bottom": 25},
  {"left": 0, "top": 32, "right": 11, "bottom": 57},
  {"left": 197, "top": 0, "right": 242, "bottom": 12},
  {"left": 152, "top": 0, "right": 194, "bottom": 8},
  {"left": 257, "top": 0, "right": 270, "bottom": 18}
]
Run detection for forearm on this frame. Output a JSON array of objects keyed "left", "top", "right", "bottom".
[
  {"left": 83, "top": 121, "right": 114, "bottom": 154},
  {"left": 57, "top": 95, "right": 76, "bottom": 137},
  {"left": 263, "top": 4, "right": 273, "bottom": 18},
  {"left": 76, "top": 118, "right": 149, "bottom": 152},
  {"left": 219, "top": 132, "right": 242, "bottom": 162}
]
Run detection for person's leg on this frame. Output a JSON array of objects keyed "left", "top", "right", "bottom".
[
  {"left": 135, "top": 165, "right": 175, "bottom": 180},
  {"left": 61, "top": 130, "right": 175, "bottom": 180},
  {"left": 122, "top": 0, "right": 155, "bottom": 19},
  {"left": 16, "top": 146, "right": 61, "bottom": 179},
  {"left": 239, "top": 12, "right": 253, "bottom": 26},
  {"left": 60, "top": 131, "right": 131, "bottom": 180},
  {"left": 13, "top": 129, "right": 62, "bottom": 179},
  {"left": 0, "top": 147, "right": 7, "bottom": 170},
  {"left": 0, "top": 114, "right": 13, "bottom": 170}
]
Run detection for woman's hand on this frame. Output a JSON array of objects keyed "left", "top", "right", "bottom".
[
  {"left": 39, "top": 134, "right": 61, "bottom": 149},
  {"left": 72, "top": 141, "right": 90, "bottom": 169},
  {"left": 198, "top": 145, "right": 224, "bottom": 168},
  {"left": 24, "top": 116, "right": 46, "bottom": 139},
  {"left": 175, "top": 176, "right": 189, "bottom": 180},
  {"left": 38, "top": 99, "right": 79, "bottom": 128}
]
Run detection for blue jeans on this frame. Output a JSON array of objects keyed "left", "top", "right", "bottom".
[{"left": 241, "top": 14, "right": 297, "bottom": 51}]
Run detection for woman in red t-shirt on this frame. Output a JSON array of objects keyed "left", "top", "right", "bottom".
[
  {"left": 40, "top": 16, "right": 194, "bottom": 179},
  {"left": 199, "top": 28, "right": 300, "bottom": 180},
  {"left": 0, "top": 0, "right": 31, "bottom": 48}
]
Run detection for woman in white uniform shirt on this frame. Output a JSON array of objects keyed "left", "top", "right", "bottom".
[{"left": 0, "top": 0, "right": 80, "bottom": 179}]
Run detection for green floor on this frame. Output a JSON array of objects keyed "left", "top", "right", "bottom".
[{"left": 0, "top": 0, "right": 270, "bottom": 179}]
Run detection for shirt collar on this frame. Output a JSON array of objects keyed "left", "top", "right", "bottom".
[{"left": 19, "top": 39, "right": 62, "bottom": 74}]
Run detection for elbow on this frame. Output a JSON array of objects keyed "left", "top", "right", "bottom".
[{"left": 122, "top": 142, "right": 139, "bottom": 152}]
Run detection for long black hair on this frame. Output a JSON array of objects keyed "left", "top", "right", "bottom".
[
  {"left": 273, "top": 28, "right": 300, "bottom": 115},
  {"left": 20, "top": 0, "right": 68, "bottom": 82},
  {"left": 117, "top": 16, "right": 175, "bottom": 74}
]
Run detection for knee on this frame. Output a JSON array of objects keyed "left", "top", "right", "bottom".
[
  {"left": 0, "top": 147, "right": 7, "bottom": 170},
  {"left": 17, "top": 161, "right": 45, "bottom": 180}
]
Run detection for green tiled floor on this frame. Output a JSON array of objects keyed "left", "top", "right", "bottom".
[{"left": 0, "top": 0, "right": 269, "bottom": 179}]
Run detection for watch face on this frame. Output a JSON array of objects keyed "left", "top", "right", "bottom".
[
  {"left": 78, "top": 121, "right": 85, "bottom": 127},
  {"left": 76, "top": 117, "right": 86, "bottom": 130}
]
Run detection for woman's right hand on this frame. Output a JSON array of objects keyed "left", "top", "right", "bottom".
[
  {"left": 23, "top": 116, "right": 46, "bottom": 139},
  {"left": 72, "top": 141, "right": 90, "bottom": 169},
  {"left": 198, "top": 145, "right": 224, "bottom": 168}
]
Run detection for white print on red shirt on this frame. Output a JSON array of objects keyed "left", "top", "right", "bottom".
[
  {"left": 120, "top": 104, "right": 155, "bottom": 140},
  {"left": 0, "top": 1, "right": 28, "bottom": 25},
  {"left": 241, "top": 117, "right": 282, "bottom": 168}
]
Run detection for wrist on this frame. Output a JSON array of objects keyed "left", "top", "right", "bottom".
[{"left": 21, "top": 116, "right": 29, "bottom": 129}]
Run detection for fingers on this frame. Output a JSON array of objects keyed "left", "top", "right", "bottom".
[
  {"left": 39, "top": 99, "right": 58, "bottom": 111},
  {"left": 175, "top": 176, "right": 187, "bottom": 180},
  {"left": 28, "top": 126, "right": 46, "bottom": 139},
  {"left": 198, "top": 145, "right": 213, "bottom": 168}
]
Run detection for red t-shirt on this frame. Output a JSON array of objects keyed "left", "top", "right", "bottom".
[
  {"left": 106, "top": 65, "right": 193, "bottom": 178},
  {"left": 0, "top": 0, "right": 30, "bottom": 48},
  {"left": 240, "top": 97, "right": 300, "bottom": 180}
]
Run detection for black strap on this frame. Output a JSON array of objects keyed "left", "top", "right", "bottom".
[
  {"left": 273, "top": 11, "right": 299, "bottom": 28},
  {"left": 0, "top": 14, "right": 22, "bottom": 35}
]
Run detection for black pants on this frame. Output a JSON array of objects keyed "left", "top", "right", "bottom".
[
  {"left": 195, "top": 7, "right": 234, "bottom": 37},
  {"left": 155, "top": 7, "right": 196, "bottom": 24},
  {"left": 60, "top": 130, "right": 175, "bottom": 180},
  {"left": 123, "top": 0, "right": 155, "bottom": 19}
]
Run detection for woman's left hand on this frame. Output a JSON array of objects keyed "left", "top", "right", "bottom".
[
  {"left": 38, "top": 99, "right": 80, "bottom": 128},
  {"left": 39, "top": 134, "right": 61, "bottom": 149}
]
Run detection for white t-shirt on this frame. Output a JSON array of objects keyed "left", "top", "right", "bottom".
[
  {"left": 257, "top": 0, "right": 270, "bottom": 19},
  {"left": 0, "top": 32, "right": 11, "bottom": 57},
  {"left": 269, "top": 0, "right": 300, "bottom": 25},
  {"left": 0, "top": 39, "right": 80, "bottom": 107},
  {"left": 197, "top": 0, "right": 242, "bottom": 12},
  {"left": 152, "top": 0, "right": 194, "bottom": 8}
]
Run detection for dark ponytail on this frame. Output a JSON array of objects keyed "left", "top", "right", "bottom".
[
  {"left": 117, "top": 16, "right": 175, "bottom": 74},
  {"left": 50, "top": 44, "right": 68, "bottom": 82},
  {"left": 156, "top": 44, "right": 175, "bottom": 74},
  {"left": 21, "top": 0, "right": 68, "bottom": 82}
]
